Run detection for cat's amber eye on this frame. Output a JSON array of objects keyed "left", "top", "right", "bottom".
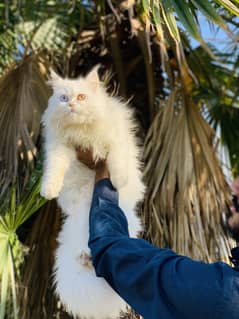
[{"left": 77, "top": 93, "right": 86, "bottom": 101}]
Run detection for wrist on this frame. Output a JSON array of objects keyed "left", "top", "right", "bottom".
[{"left": 95, "top": 164, "right": 110, "bottom": 183}]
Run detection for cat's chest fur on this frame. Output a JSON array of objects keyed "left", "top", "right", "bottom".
[{"left": 59, "top": 122, "right": 111, "bottom": 159}]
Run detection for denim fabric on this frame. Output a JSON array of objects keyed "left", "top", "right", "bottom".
[{"left": 88, "top": 179, "right": 239, "bottom": 319}]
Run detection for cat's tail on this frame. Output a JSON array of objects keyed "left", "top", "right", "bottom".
[{"left": 54, "top": 219, "right": 126, "bottom": 319}]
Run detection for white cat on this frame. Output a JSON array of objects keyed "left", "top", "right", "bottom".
[{"left": 40, "top": 66, "right": 145, "bottom": 319}]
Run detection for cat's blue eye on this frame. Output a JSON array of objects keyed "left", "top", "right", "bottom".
[{"left": 60, "top": 94, "right": 69, "bottom": 102}]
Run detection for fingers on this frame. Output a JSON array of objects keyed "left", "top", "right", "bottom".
[
  {"left": 76, "top": 147, "right": 92, "bottom": 159},
  {"left": 75, "top": 147, "right": 107, "bottom": 170},
  {"left": 76, "top": 147, "right": 96, "bottom": 169}
]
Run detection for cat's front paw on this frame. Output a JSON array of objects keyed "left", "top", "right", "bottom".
[
  {"left": 40, "top": 180, "right": 61, "bottom": 200},
  {"left": 110, "top": 172, "right": 128, "bottom": 189}
]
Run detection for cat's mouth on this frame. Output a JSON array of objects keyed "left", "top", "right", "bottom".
[{"left": 68, "top": 107, "right": 77, "bottom": 115}]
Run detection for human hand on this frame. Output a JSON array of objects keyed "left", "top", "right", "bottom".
[{"left": 76, "top": 147, "right": 110, "bottom": 182}]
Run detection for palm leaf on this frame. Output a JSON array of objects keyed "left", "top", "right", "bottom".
[
  {"left": 0, "top": 54, "right": 50, "bottom": 199},
  {"left": 17, "top": 17, "right": 68, "bottom": 53},
  {"left": 143, "top": 86, "right": 233, "bottom": 261},
  {"left": 188, "top": 45, "right": 239, "bottom": 175},
  {"left": 141, "top": 0, "right": 238, "bottom": 76},
  {"left": 0, "top": 174, "right": 46, "bottom": 319},
  {"left": 216, "top": 0, "right": 239, "bottom": 16},
  {"left": 0, "top": 28, "right": 16, "bottom": 75},
  {"left": 19, "top": 200, "right": 65, "bottom": 319},
  {"left": 169, "top": 0, "right": 202, "bottom": 40},
  {"left": 191, "top": 0, "right": 229, "bottom": 30},
  {"left": 160, "top": 0, "right": 180, "bottom": 42}
]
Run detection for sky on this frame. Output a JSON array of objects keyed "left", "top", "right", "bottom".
[{"left": 191, "top": 15, "right": 237, "bottom": 52}]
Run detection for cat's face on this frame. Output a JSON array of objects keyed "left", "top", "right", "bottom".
[{"left": 47, "top": 67, "right": 104, "bottom": 126}]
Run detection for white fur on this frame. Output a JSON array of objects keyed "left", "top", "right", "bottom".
[{"left": 41, "top": 68, "right": 145, "bottom": 319}]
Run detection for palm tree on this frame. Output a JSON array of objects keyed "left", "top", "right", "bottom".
[{"left": 0, "top": 1, "right": 239, "bottom": 318}]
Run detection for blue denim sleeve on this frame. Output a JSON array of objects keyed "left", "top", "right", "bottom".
[{"left": 88, "top": 179, "right": 239, "bottom": 319}]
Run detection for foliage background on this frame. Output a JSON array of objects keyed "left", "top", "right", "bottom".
[{"left": 0, "top": 1, "right": 239, "bottom": 318}]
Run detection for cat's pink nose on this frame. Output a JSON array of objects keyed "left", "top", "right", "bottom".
[{"left": 69, "top": 102, "right": 74, "bottom": 107}]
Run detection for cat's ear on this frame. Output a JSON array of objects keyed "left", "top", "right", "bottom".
[
  {"left": 48, "top": 69, "right": 62, "bottom": 88},
  {"left": 86, "top": 65, "right": 100, "bottom": 90},
  {"left": 50, "top": 69, "right": 61, "bottom": 82},
  {"left": 50, "top": 69, "right": 61, "bottom": 81}
]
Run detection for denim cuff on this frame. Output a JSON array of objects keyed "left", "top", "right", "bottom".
[{"left": 92, "top": 178, "right": 119, "bottom": 207}]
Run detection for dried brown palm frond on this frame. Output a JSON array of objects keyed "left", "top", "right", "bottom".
[
  {"left": 143, "top": 86, "right": 234, "bottom": 262},
  {"left": 19, "top": 201, "right": 72, "bottom": 319},
  {"left": 0, "top": 54, "right": 50, "bottom": 200}
]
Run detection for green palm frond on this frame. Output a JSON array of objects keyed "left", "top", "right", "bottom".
[
  {"left": 144, "top": 0, "right": 238, "bottom": 39},
  {"left": 188, "top": 46, "right": 239, "bottom": 175},
  {"left": 0, "top": 29, "right": 16, "bottom": 74},
  {"left": 0, "top": 1, "right": 94, "bottom": 76},
  {"left": 0, "top": 234, "right": 18, "bottom": 319},
  {"left": 216, "top": 0, "right": 239, "bottom": 16},
  {"left": 140, "top": 0, "right": 238, "bottom": 72},
  {"left": 191, "top": 0, "right": 229, "bottom": 28},
  {"left": 17, "top": 16, "right": 68, "bottom": 53},
  {"left": 0, "top": 173, "right": 46, "bottom": 319}
]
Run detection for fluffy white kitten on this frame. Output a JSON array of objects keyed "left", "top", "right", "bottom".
[{"left": 40, "top": 66, "right": 145, "bottom": 319}]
